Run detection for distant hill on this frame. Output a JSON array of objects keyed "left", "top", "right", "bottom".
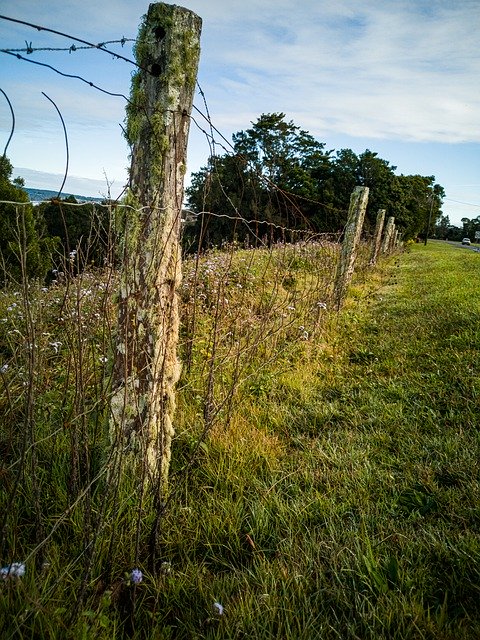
[{"left": 25, "top": 188, "right": 104, "bottom": 204}]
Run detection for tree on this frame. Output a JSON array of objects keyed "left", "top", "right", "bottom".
[
  {"left": 186, "top": 114, "right": 445, "bottom": 244},
  {"left": 186, "top": 114, "right": 335, "bottom": 245},
  {"left": 0, "top": 156, "right": 55, "bottom": 284},
  {"left": 39, "top": 196, "right": 113, "bottom": 269},
  {"left": 459, "top": 216, "right": 480, "bottom": 242},
  {"left": 395, "top": 175, "right": 445, "bottom": 240}
]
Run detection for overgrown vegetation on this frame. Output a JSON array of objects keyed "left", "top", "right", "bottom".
[
  {"left": 0, "top": 156, "right": 56, "bottom": 284},
  {"left": 1, "top": 239, "right": 479, "bottom": 638}
]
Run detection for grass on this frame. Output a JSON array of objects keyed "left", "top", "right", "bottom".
[{"left": 1, "top": 240, "right": 480, "bottom": 638}]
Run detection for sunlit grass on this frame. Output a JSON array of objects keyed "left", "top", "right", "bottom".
[{"left": 1, "top": 240, "right": 480, "bottom": 638}]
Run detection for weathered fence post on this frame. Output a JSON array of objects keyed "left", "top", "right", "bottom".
[
  {"left": 333, "top": 186, "right": 369, "bottom": 310},
  {"left": 111, "top": 3, "right": 201, "bottom": 488},
  {"left": 381, "top": 216, "right": 395, "bottom": 254},
  {"left": 391, "top": 228, "right": 399, "bottom": 252},
  {"left": 369, "top": 208, "right": 385, "bottom": 265}
]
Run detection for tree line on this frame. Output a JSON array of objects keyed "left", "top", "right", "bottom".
[
  {"left": 0, "top": 155, "right": 113, "bottom": 284},
  {"left": 185, "top": 112, "right": 446, "bottom": 249},
  {"left": 2, "top": 111, "right": 471, "bottom": 285}
]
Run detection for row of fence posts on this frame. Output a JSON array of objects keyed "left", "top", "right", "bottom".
[
  {"left": 333, "top": 187, "right": 401, "bottom": 309},
  {"left": 109, "top": 2, "right": 403, "bottom": 507}
]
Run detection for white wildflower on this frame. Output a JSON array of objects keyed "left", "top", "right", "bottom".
[
  {"left": 49, "top": 341, "right": 62, "bottom": 353},
  {"left": 213, "top": 602, "right": 224, "bottom": 616},
  {"left": 1, "top": 562, "right": 25, "bottom": 579}
]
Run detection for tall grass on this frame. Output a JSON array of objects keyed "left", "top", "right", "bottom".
[{"left": 1, "top": 239, "right": 479, "bottom": 639}]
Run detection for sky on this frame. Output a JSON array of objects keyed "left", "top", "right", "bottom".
[{"left": 1, "top": 0, "right": 479, "bottom": 226}]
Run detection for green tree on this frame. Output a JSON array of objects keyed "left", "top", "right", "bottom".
[
  {"left": 39, "top": 195, "right": 112, "bottom": 268},
  {"left": 0, "top": 156, "right": 55, "bottom": 284},
  {"left": 459, "top": 216, "right": 480, "bottom": 242},
  {"left": 395, "top": 175, "right": 445, "bottom": 240},
  {"left": 186, "top": 113, "right": 333, "bottom": 246},
  {"left": 185, "top": 114, "right": 445, "bottom": 245}
]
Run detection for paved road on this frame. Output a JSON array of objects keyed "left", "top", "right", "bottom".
[{"left": 445, "top": 240, "right": 480, "bottom": 252}]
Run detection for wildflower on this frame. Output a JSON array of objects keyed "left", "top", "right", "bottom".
[
  {"left": 99, "top": 356, "right": 108, "bottom": 364},
  {"left": 1, "top": 562, "right": 25, "bottom": 579},
  {"left": 213, "top": 602, "right": 224, "bottom": 616},
  {"left": 317, "top": 302, "right": 327, "bottom": 309},
  {"left": 130, "top": 568, "right": 143, "bottom": 584}
]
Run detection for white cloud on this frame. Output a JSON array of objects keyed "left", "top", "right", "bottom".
[{"left": 14, "top": 167, "right": 125, "bottom": 199}]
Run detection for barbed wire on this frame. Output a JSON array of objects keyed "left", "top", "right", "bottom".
[
  {"left": 1, "top": 38, "right": 135, "bottom": 55},
  {"left": 1, "top": 23, "right": 345, "bottom": 224},
  {"left": 187, "top": 209, "right": 336, "bottom": 237},
  {"left": 0, "top": 197, "right": 333, "bottom": 240},
  {"left": 1, "top": 49, "right": 130, "bottom": 100},
  {"left": 0, "top": 15, "right": 139, "bottom": 69}
]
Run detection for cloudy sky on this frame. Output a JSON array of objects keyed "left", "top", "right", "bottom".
[{"left": 1, "top": 0, "right": 479, "bottom": 225}]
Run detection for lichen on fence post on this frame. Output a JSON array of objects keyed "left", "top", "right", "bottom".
[
  {"left": 381, "top": 216, "right": 395, "bottom": 254},
  {"left": 369, "top": 208, "right": 386, "bottom": 265},
  {"left": 333, "top": 186, "right": 369, "bottom": 310},
  {"left": 110, "top": 3, "right": 202, "bottom": 489}
]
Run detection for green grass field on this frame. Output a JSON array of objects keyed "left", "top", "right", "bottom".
[{"left": 1, "top": 240, "right": 479, "bottom": 638}]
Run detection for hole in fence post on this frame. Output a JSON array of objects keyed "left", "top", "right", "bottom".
[
  {"left": 154, "top": 26, "right": 166, "bottom": 41},
  {"left": 150, "top": 61, "right": 164, "bottom": 77}
]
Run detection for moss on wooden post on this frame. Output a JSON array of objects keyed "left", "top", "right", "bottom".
[
  {"left": 369, "top": 208, "right": 386, "bottom": 266},
  {"left": 111, "top": 3, "right": 201, "bottom": 489},
  {"left": 333, "top": 186, "right": 369, "bottom": 310}
]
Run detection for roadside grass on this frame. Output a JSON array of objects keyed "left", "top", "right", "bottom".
[{"left": 1, "top": 240, "right": 479, "bottom": 638}]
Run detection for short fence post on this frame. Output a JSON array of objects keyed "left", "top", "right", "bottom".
[
  {"left": 369, "top": 208, "right": 386, "bottom": 265},
  {"left": 381, "top": 216, "right": 395, "bottom": 254},
  {"left": 110, "top": 3, "right": 202, "bottom": 489},
  {"left": 333, "top": 186, "right": 369, "bottom": 310}
]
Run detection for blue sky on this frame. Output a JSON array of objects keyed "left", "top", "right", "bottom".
[{"left": 1, "top": 0, "right": 479, "bottom": 225}]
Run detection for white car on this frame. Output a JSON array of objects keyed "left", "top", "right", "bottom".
[{"left": 462, "top": 238, "right": 471, "bottom": 245}]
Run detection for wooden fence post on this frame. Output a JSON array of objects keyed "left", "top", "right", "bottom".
[
  {"left": 391, "top": 228, "right": 399, "bottom": 252},
  {"left": 333, "top": 186, "right": 369, "bottom": 310},
  {"left": 111, "top": 3, "right": 202, "bottom": 488},
  {"left": 369, "top": 208, "right": 386, "bottom": 265},
  {"left": 381, "top": 216, "right": 395, "bottom": 254}
]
